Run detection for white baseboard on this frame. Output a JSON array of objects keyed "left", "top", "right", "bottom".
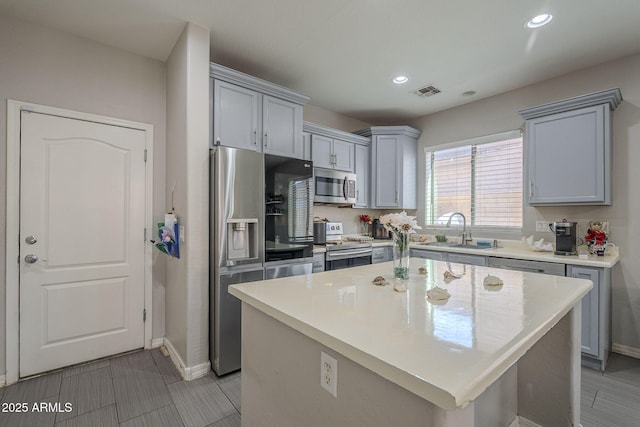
[
  {"left": 150, "top": 337, "right": 164, "bottom": 348},
  {"left": 162, "top": 337, "right": 211, "bottom": 381},
  {"left": 612, "top": 343, "right": 640, "bottom": 359}
]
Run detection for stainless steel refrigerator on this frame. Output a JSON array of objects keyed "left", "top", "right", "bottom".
[{"left": 210, "top": 146, "right": 264, "bottom": 376}]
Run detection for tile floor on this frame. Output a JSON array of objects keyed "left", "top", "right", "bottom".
[
  {"left": 0, "top": 349, "right": 240, "bottom": 427},
  {"left": 1, "top": 350, "right": 639, "bottom": 426}
]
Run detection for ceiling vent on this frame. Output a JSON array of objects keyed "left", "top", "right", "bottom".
[{"left": 412, "top": 85, "right": 442, "bottom": 97}]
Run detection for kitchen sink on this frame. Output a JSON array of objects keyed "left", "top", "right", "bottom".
[{"left": 419, "top": 242, "right": 492, "bottom": 250}]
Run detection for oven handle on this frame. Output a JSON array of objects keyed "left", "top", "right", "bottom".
[{"left": 326, "top": 248, "right": 373, "bottom": 261}]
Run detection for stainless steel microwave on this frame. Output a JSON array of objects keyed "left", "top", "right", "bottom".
[{"left": 314, "top": 168, "right": 357, "bottom": 205}]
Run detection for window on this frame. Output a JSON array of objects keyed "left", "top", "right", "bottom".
[{"left": 425, "top": 130, "right": 523, "bottom": 230}]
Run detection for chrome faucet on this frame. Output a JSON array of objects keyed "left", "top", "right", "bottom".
[{"left": 446, "top": 212, "right": 472, "bottom": 245}]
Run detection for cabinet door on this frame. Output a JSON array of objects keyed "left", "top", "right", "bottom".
[
  {"left": 527, "top": 105, "right": 606, "bottom": 205},
  {"left": 568, "top": 265, "right": 600, "bottom": 357},
  {"left": 312, "top": 252, "right": 325, "bottom": 272},
  {"left": 213, "top": 80, "right": 260, "bottom": 151},
  {"left": 262, "top": 95, "right": 303, "bottom": 159},
  {"left": 373, "top": 135, "right": 400, "bottom": 208},
  {"left": 410, "top": 249, "right": 445, "bottom": 260},
  {"left": 311, "top": 134, "right": 334, "bottom": 169},
  {"left": 371, "top": 247, "right": 386, "bottom": 264},
  {"left": 353, "top": 144, "right": 369, "bottom": 207},
  {"left": 302, "top": 132, "right": 311, "bottom": 161},
  {"left": 448, "top": 253, "right": 487, "bottom": 266},
  {"left": 332, "top": 139, "right": 355, "bottom": 172}
]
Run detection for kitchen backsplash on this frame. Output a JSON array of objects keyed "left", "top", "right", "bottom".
[{"left": 313, "top": 206, "right": 418, "bottom": 235}]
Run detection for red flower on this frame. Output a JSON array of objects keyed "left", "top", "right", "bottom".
[{"left": 359, "top": 214, "right": 373, "bottom": 224}]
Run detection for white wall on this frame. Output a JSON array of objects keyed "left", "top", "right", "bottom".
[
  {"left": 0, "top": 14, "right": 167, "bottom": 376},
  {"left": 165, "top": 22, "right": 211, "bottom": 371},
  {"left": 304, "top": 104, "right": 370, "bottom": 133},
  {"left": 409, "top": 53, "right": 640, "bottom": 353}
]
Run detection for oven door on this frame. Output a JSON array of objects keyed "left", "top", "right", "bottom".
[
  {"left": 325, "top": 248, "right": 372, "bottom": 271},
  {"left": 314, "top": 168, "right": 356, "bottom": 204}
]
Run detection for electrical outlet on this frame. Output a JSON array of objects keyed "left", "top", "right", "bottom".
[
  {"left": 536, "top": 221, "right": 552, "bottom": 232},
  {"left": 320, "top": 351, "right": 337, "bottom": 397}
]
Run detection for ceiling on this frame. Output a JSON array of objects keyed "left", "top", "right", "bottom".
[{"left": 2, "top": 0, "right": 639, "bottom": 124}]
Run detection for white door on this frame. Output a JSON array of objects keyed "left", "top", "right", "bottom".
[{"left": 19, "top": 111, "right": 146, "bottom": 377}]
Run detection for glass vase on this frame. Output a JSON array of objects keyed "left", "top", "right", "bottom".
[
  {"left": 360, "top": 222, "right": 371, "bottom": 237},
  {"left": 392, "top": 231, "right": 410, "bottom": 279}
]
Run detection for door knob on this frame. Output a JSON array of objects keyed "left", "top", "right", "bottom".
[
  {"left": 24, "top": 254, "right": 38, "bottom": 264},
  {"left": 25, "top": 235, "right": 38, "bottom": 245}
]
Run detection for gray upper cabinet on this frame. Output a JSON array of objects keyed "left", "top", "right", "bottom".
[
  {"left": 519, "top": 88, "right": 622, "bottom": 206},
  {"left": 310, "top": 133, "right": 355, "bottom": 172},
  {"left": 212, "top": 80, "right": 260, "bottom": 151},
  {"left": 353, "top": 143, "right": 369, "bottom": 208},
  {"left": 210, "top": 63, "right": 309, "bottom": 159},
  {"left": 356, "top": 126, "right": 421, "bottom": 209},
  {"left": 262, "top": 95, "right": 303, "bottom": 158},
  {"left": 305, "top": 121, "right": 369, "bottom": 175}
]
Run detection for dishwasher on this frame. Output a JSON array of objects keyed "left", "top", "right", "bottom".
[{"left": 488, "top": 257, "right": 565, "bottom": 276}]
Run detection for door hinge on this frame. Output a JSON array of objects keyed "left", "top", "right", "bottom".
[
  {"left": 144, "top": 149, "right": 147, "bottom": 162},
  {"left": 143, "top": 309, "right": 147, "bottom": 322},
  {"left": 144, "top": 227, "right": 147, "bottom": 242}
]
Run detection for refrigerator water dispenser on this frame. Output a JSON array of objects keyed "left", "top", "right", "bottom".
[{"left": 227, "top": 218, "right": 258, "bottom": 261}]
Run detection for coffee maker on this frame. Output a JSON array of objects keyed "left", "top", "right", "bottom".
[{"left": 551, "top": 221, "right": 578, "bottom": 256}]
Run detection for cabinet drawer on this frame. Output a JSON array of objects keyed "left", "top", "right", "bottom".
[
  {"left": 312, "top": 253, "right": 325, "bottom": 273},
  {"left": 371, "top": 247, "right": 386, "bottom": 264},
  {"left": 410, "top": 249, "right": 445, "bottom": 261}
]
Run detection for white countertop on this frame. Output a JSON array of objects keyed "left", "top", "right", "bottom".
[
  {"left": 229, "top": 260, "right": 592, "bottom": 410},
  {"left": 409, "top": 240, "right": 619, "bottom": 268}
]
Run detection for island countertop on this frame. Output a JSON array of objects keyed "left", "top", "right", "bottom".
[{"left": 229, "top": 260, "right": 592, "bottom": 410}]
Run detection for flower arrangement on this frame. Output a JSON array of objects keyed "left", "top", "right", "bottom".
[
  {"left": 359, "top": 214, "right": 373, "bottom": 224},
  {"left": 379, "top": 212, "right": 421, "bottom": 279},
  {"left": 378, "top": 211, "right": 421, "bottom": 236}
]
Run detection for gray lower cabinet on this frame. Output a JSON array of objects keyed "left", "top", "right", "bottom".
[
  {"left": 567, "top": 265, "right": 611, "bottom": 370},
  {"left": 372, "top": 246, "right": 392, "bottom": 264},
  {"left": 447, "top": 253, "right": 488, "bottom": 266},
  {"left": 312, "top": 252, "right": 325, "bottom": 273},
  {"left": 410, "top": 248, "right": 446, "bottom": 261},
  {"left": 410, "top": 249, "right": 487, "bottom": 266}
]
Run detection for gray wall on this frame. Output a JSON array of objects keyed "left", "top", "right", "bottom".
[
  {"left": 0, "top": 14, "right": 167, "bottom": 375},
  {"left": 409, "top": 53, "right": 640, "bottom": 353},
  {"left": 165, "top": 22, "right": 211, "bottom": 369}
]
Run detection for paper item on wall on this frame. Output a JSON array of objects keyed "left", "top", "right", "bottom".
[
  {"left": 525, "top": 235, "right": 554, "bottom": 252},
  {"left": 164, "top": 213, "right": 177, "bottom": 229}
]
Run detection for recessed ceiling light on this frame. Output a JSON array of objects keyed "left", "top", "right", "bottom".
[
  {"left": 527, "top": 13, "right": 553, "bottom": 28},
  {"left": 393, "top": 76, "right": 408, "bottom": 84}
]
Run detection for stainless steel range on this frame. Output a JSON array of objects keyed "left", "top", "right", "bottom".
[
  {"left": 324, "top": 240, "right": 373, "bottom": 270},
  {"left": 314, "top": 222, "right": 373, "bottom": 270}
]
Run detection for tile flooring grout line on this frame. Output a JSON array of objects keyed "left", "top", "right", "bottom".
[
  {"left": 589, "top": 389, "right": 598, "bottom": 408},
  {"left": 117, "top": 402, "right": 185, "bottom": 427}
]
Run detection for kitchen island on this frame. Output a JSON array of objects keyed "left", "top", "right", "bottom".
[{"left": 229, "top": 260, "right": 592, "bottom": 426}]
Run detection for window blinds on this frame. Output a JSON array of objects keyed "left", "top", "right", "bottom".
[
  {"left": 425, "top": 131, "right": 523, "bottom": 229},
  {"left": 288, "top": 178, "right": 313, "bottom": 239}
]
